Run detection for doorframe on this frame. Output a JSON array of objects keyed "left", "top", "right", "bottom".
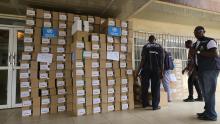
[{"left": 0, "top": 25, "right": 24, "bottom": 109}]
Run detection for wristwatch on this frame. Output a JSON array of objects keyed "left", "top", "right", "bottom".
[{"left": 197, "top": 51, "right": 200, "bottom": 54}]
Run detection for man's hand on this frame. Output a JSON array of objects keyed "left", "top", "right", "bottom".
[
  {"left": 159, "top": 70, "right": 164, "bottom": 79},
  {"left": 182, "top": 69, "right": 185, "bottom": 75}
]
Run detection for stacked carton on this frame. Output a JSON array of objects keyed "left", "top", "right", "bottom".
[{"left": 21, "top": 8, "right": 134, "bottom": 117}]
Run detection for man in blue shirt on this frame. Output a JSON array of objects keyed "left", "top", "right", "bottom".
[{"left": 194, "top": 26, "right": 219, "bottom": 121}]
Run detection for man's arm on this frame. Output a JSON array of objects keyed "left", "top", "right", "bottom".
[
  {"left": 199, "top": 48, "right": 218, "bottom": 57},
  {"left": 136, "top": 46, "right": 146, "bottom": 78}
]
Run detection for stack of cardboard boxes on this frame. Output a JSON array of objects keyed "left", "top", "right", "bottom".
[{"left": 21, "top": 8, "right": 134, "bottom": 117}]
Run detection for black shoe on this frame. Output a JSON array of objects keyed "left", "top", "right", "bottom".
[
  {"left": 195, "top": 98, "right": 203, "bottom": 102},
  {"left": 153, "top": 106, "right": 161, "bottom": 110},
  {"left": 197, "top": 112, "right": 205, "bottom": 117},
  {"left": 198, "top": 115, "right": 217, "bottom": 121},
  {"left": 183, "top": 98, "right": 194, "bottom": 102}
]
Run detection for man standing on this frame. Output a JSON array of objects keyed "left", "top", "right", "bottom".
[
  {"left": 136, "top": 35, "right": 164, "bottom": 110},
  {"left": 194, "top": 26, "right": 219, "bottom": 121},
  {"left": 182, "top": 40, "right": 203, "bottom": 102}
]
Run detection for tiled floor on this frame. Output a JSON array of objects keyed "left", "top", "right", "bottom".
[{"left": 1, "top": 95, "right": 220, "bottom": 124}]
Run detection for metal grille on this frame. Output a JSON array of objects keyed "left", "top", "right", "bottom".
[{"left": 134, "top": 31, "right": 220, "bottom": 69}]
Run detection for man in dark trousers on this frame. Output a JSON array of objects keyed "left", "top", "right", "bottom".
[
  {"left": 194, "top": 26, "right": 219, "bottom": 121},
  {"left": 182, "top": 40, "right": 203, "bottom": 102},
  {"left": 136, "top": 35, "right": 164, "bottom": 110}
]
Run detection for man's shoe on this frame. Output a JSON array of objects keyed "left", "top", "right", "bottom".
[
  {"left": 195, "top": 98, "right": 203, "bottom": 102},
  {"left": 183, "top": 98, "right": 194, "bottom": 102},
  {"left": 197, "top": 112, "right": 205, "bottom": 117},
  {"left": 198, "top": 115, "right": 217, "bottom": 121},
  {"left": 153, "top": 106, "right": 161, "bottom": 110}
]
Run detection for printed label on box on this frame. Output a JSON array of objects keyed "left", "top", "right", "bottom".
[
  {"left": 76, "top": 69, "right": 84, "bottom": 76},
  {"left": 41, "top": 108, "right": 49, "bottom": 114},
  {"left": 44, "top": 22, "right": 52, "bottom": 27},
  {"left": 39, "top": 81, "right": 47, "bottom": 88},
  {"left": 59, "top": 31, "right": 66, "bottom": 36},
  {"left": 121, "top": 37, "right": 128, "bottom": 43},
  {"left": 77, "top": 98, "right": 85, "bottom": 104},
  {"left": 58, "top": 97, "right": 66, "bottom": 103},
  {"left": 21, "top": 91, "right": 30, "bottom": 98},
  {"left": 92, "top": 62, "right": 99, "bottom": 68},
  {"left": 92, "top": 80, "right": 100, "bottom": 86},
  {"left": 42, "top": 38, "right": 50, "bottom": 44},
  {"left": 93, "top": 98, "right": 101, "bottom": 104},
  {"left": 121, "top": 87, "right": 128, "bottom": 93},
  {"left": 76, "top": 62, "right": 84, "bottom": 68},
  {"left": 108, "top": 21, "right": 115, "bottom": 26},
  {"left": 107, "top": 45, "right": 114, "bottom": 51},
  {"left": 26, "top": 9, "right": 35, "bottom": 16},
  {"left": 127, "top": 69, "right": 133, "bottom": 75},
  {"left": 41, "top": 90, "right": 49, "bottom": 96},
  {"left": 24, "top": 37, "right": 33, "bottom": 43},
  {"left": 40, "top": 64, "right": 49, "bottom": 70},
  {"left": 57, "top": 47, "right": 65, "bottom": 53},
  {"left": 22, "top": 100, "right": 32, "bottom": 107},
  {"left": 120, "top": 62, "right": 127, "bottom": 68},
  {"left": 74, "top": 17, "right": 80, "bottom": 21},
  {"left": 121, "top": 21, "right": 128, "bottom": 28},
  {"left": 77, "top": 109, "right": 86, "bottom": 116},
  {"left": 92, "top": 53, "right": 99, "bottom": 59},
  {"left": 93, "top": 89, "right": 101, "bottom": 95},
  {"left": 25, "top": 28, "right": 33, "bottom": 34},
  {"left": 120, "top": 54, "right": 126, "bottom": 60},
  {"left": 44, "top": 13, "right": 51, "bottom": 19},
  {"left": 92, "top": 44, "right": 100, "bottom": 50},
  {"left": 121, "top": 96, "right": 128, "bottom": 101},
  {"left": 58, "top": 39, "right": 66, "bottom": 45},
  {"left": 21, "top": 63, "right": 29, "bottom": 69},
  {"left": 122, "top": 104, "right": 129, "bottom": 110},
  {"left": 93, "top": 107, "right": 101, "bottom": 113},
  {"left": 92, "top": 71, "right": 99, "bottom": 77},
  {"left": 107, "top": 71, "right": 114, "bottom": 77},
  {"left": 92, "top": 35, "right": 99, "bottom": 42},
  {"left": 20, "top": 73, "right": 29, "bottom": 79},
  {"left": 57, "top": 55, "right": 65, "bottom": 61},
  {"left": 40, "top": 73, "right": 48, "bottom": 79},
  {"left": 57, "top": 80, "right": 65, "bottom": 87},
  {"left": 76, "top": 42, "right": 85, "bottom": 48},
  {"left": 108, "top": 105, "right": 114, "bottom": 111},
  {"left": 107, "top": 36, "right": 114, "bottom": 43},
  {"left": 58, "top": 89, "right": 66, "bottom": 95},
  {"left": 22, "top": 110, "right": 32, "bottom": 117},
  {"left": 108, "top": 97, "right": 115, "bottom": 103},
  {"left": 121, "top": 45, "right": 127, "bottom": 52},
  {"left": 24, "top": 46, "right": 33, "bottom": 52},
  {"left": 41, "top": 47, "right": 50, "bottom": 53},
  {"left": 121, "top": 79, "right": 128, "bottom": 84},
  {"left": 26, "top": 20, "right": 35, "bottom": 26},
  {"left": 77, "top": 90, "right": 85, "bottom": 96},
  {"left": 88, "top": 17, "right": 95, "bottom": 23},
  {"left": 58, "top": 106, "right": 66, "bottom": 112},
  {"left": 57, "top": 64, "right": 64, "bottom": 70},
  {"left": 20, "top": 81, "right": 30, "bottom": 88},
  {"left": 122, "top": 30, "right": 128, "bottom": 36},
  {"left": 76, "top": 80, "right": 84, "bottom": 87},
  {"left": 108, "top": 80, "right": 115, "bottom": 86},
  {"left": 59, "top": 14, "right": 67, "bottom": 20},
  {"left": 106, "top": 63, "right": 112, "bottom": 68},
  {"left": 107, "top": 52, "right": 119, "bottom": 61},
  {"left": 37, "top": 53, "right": 53, "bottom": 63},
  {"left": 83, "top": 51, "right": 92, "bottom": 58},
  {"left": 42, "top": 98, "right": 50, "bottom": 105},
  {"left": 22, "top": 54, "right": 31, "bottom": 60},
  {"left": 59, "top": 23, "right": 66, "bottom": 29},
  {"left": 108, "top": 88, "right": 114, "bottom": 94}
]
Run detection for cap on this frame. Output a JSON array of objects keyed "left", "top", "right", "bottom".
[{"left": 194, "top": 26, "right": 205, "bottom": 32}]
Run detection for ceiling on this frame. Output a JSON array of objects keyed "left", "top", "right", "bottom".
[
  {"left": 0, "top": 0, "right": 151, "bottom": 19},
  {"left": 132, "top": 0, "right": 220, "bottom": 29}
]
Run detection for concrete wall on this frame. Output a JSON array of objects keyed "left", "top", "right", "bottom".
[{"left": 130, "top": 18, "right": 220, "bottom": 39}]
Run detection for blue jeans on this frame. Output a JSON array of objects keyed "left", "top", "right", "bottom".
[{"left": 198, "top": 70, "right": 219, "bottom": 118}]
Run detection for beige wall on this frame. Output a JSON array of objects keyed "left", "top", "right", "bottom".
[{"left": 130, "top": 18, "right": 220, "bottom": 39}]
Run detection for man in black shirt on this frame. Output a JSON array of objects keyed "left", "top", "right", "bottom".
[
  {"left": 136, "top": 35, "right": 164, "bottom": 110},
  {"left": 194, "top": 26, "right": 219, "bottom": 121}
]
